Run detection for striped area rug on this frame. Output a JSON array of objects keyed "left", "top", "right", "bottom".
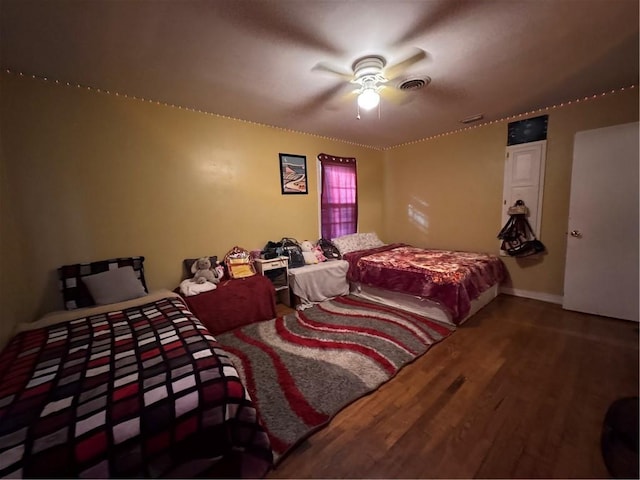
[{"left": 216, "top": 295, "right": 455, "bottom": 463}]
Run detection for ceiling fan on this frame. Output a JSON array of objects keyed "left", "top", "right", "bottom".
[
  {"left": 312, "top": 48, "right": 429, "bottom": 115},
  {"left": 351, "top": 55, "right": 388, "bottom": 111}
]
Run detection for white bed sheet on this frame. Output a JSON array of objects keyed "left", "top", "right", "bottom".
[
  {"left": 289, "top": 260, "right": 350, "bottom": 309},
  {"left": 351, "top": 282, "right": 499, "bottom": 326},
  {"left": 15, "top": 289, "right": 181, "bottom": 333}
]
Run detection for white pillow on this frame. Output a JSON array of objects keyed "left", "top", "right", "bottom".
[
  {"left": 331, "top": 234, "right": 360, "bottom": 255},
  {"left": 332, "top": 232, "right": 385, "bottom": 255},
  {"left": 82, "top": 266, "right": 148, "bottom": 305},
  {"left": 360, "top": 232, "right": 385, "bottom": 249}
]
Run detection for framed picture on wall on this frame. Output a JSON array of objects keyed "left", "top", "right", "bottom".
[{"left": 279, "top": 153, "right": 308, "bottom": 194}]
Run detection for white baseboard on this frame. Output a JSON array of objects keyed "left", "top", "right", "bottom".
[{"left": 499, "top": 287, "right": 563, "bottom": 305}]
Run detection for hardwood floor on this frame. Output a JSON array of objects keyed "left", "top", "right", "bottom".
[{"left": 268, "top": 294, "right": 639, "bottom": 478}]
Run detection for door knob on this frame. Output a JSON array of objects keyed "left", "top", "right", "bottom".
[{"left": 570, "top": 230, "right": 582, "bottom": 238}]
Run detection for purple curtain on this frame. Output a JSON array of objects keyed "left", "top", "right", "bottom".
[{"left": 318, "top": 153, "right": 358, "bottom": 239}]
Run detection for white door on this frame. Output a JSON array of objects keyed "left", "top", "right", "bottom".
[
  {"left": 502, "top": 140, "right": 546, "bottom": 236},
  {"left": 563, "top": 122, "right": 639, "bottom": 321}
]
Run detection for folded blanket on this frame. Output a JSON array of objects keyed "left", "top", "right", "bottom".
[{"left": 180, "top": 278, "right": 217, "bottom": 296}]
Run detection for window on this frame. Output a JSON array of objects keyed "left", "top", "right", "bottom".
[{"left": 318, "top": 153, "right": 358, "bottom": 239}]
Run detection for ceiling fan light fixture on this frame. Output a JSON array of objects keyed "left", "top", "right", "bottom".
[
  {"left": 351, "top": 55, "right": 387, "bottom": 113},
  {"left": 357, "top": 88, "right": 380, "bottom": 110}
]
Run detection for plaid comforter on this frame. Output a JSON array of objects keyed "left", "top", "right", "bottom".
[{"left": 0, "top": 292, "right": 272, "bottom": 478}]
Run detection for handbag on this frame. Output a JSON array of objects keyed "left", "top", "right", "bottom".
[
  {"left": 317, "top": 238, "right": 341, "bottom": 260},
  {"left": 261, "top": 240, "right": 282, "bottom": 260},
  {"left": 280, "top": 237, "right": 305, "bottom": 268},
  {"left": 224, "top": 246, "right": 256, "bottom": 279},
  {"left": 501, "top": 237, "right": 546, "bottom": 257},
  {"left": 498, "top": 201, "right": 546, "bottom": 257}
]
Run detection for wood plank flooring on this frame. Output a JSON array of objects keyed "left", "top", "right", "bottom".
[{"left": 269, "top": 294, "right": 639, "bottom": 478}]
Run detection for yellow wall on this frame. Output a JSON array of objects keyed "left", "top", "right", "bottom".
[
  {"left": 0, "top": 72, "right": 384, "bottom": 341},
  {"left": 0, "top": 131, "right": 29, "bottom": 345},
  {"left": 384, "top": 87, "right": 639, "bottom": 297},
  {"left": 1, "top": 70, "right": 637, "bottom": 348}
]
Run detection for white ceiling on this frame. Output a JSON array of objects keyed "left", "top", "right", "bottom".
[{"left": 2, "top": 0, "right": 638, "bottom": 149}]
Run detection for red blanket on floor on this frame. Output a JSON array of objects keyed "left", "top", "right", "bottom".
[{"left": 183, "top": 275, "right": 277, "bottom": 335}]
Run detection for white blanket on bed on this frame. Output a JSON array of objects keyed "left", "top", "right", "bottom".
[
  {"left": 179, "top": 279, "right": 217, "bottom": 297},
  {"left": 289, "top": 260, "right": 350, "bottom": 308}
]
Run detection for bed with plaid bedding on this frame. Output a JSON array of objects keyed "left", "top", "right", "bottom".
[{"left": 0, "top": 291, "right": 272, "bottom": 478}]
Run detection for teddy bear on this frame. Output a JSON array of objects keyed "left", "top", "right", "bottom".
[{"left": 191, "top": 257, "right": 220, "bottom": 284}]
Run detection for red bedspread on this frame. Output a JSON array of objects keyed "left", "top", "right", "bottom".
[
  {"left": 0, "top": 293, "right": 272, "bottom": 478},
  {"left": 183, "top": 275, "right": 277, "bottom": 336},
  {"left": 344, "top": 244, "right": 506, "bottom": 323}
]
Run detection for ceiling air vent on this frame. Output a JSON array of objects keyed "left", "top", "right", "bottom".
[
  {"left": 460, "top": 113, "right": 484, "bottom": 124},
  {"left": 397, "top": 76, "right": 431, "bottom": 91}
]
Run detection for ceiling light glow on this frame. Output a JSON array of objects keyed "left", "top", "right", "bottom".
[{"left": 357, "top": 88, "right": 380, "bottom": 110}]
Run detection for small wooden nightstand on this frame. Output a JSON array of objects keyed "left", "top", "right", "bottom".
[{"left": 254, "top": 256, "right": 290, "bottom": 306}]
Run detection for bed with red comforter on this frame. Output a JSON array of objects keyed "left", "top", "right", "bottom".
[
  {"left": 344, "top": 244, "right": 506, "bottom": 324},
  {"left": 0, "top": 291, "right": 272, "bottom": 478}
]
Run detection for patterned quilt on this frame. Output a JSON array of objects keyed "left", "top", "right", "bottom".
[
  {"left": 0, "top": 292, "right": 272, "bottom": 478},
  {"left": 344, "top": 244, "right": 506, "bottom": 323}
]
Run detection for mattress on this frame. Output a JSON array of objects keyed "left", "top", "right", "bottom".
[
  {"left": 344, "top": 243, "right": 505, "bottom": 324},
  {"left": 288, "top": 260, "right": 350, "bottom": 308},
  {"left": 351, "top": 282, "right": 499, "bottom": 326},
  {"left": 0, "top": 290, "right": 272, "bottom": 478}
]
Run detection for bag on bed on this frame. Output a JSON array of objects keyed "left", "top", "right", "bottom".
[
  {"left": 224, "top": 246, "right": 256, "bottom": 279},
  {"left": 280, "top": 237, "right": 305, "bottom": 268},
  {"left": 317, "top": 238, "right": 342, "bottom": 260}
]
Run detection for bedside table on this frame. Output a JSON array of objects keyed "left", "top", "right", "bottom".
[{"left": 255, "top": 257, "right": 290, "bottom": 306}]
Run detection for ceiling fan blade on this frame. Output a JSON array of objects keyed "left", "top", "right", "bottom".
[
  {"left": 214, "top": 3, "right": 341, "bottom": 55},
  {"left": 422, "top": 83, "right": 467, "bottom": 104},
  {"left": 380, "top": 85, "right": 413, "bottom": 106},
  {"left": 392, "top": 0, "right": 470, "bottom": 47},
  {"left": 322, "top": 89, "right": 359, "bottom": 111},
  {"left": 311, "top": 62, "right": 353, "bottom": 80},
  {"left": 384, "top": 48, "right": 428, "bottom": 80},
  {"left": 293, "top": 82, "right": 351, "bottom": 115},
  {"left": 381, "top": 79, "right": 465, "bottom": 107}
]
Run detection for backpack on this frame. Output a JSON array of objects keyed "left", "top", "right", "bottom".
[
  {"left": 262, "top": 240, "right": 282, "bottom": 260},
  {"left": 317, "top": 238, "right": 341, "bottom": 260},
  {"left": 280, "top": 237, "right": 305, "bottom": 268}
]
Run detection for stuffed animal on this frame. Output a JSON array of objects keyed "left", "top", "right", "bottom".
[
  {"left": 300, "top": 240, "right": 314, "bottom": 252},
  {"left": 301, "top": 240, "right": 326, "bottom": 264},
  {"left": 313, "top": 245, "right": 327, "bottom": 262},
  {"left": 191, "top": 257, "right": 220, "bottom": 284}
]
